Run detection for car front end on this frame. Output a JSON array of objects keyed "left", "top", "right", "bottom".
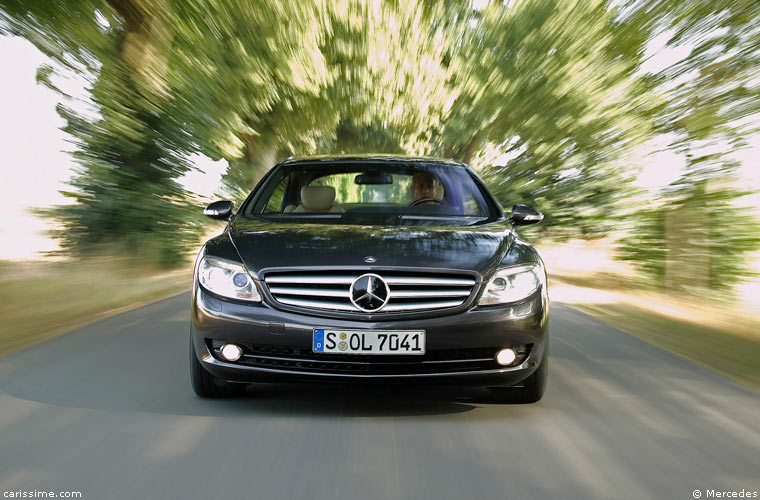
[{"left": 190, "top": 156, "right": 549, "bottom": 402}]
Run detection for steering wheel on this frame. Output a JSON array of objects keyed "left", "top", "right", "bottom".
[{"left": 409, "top": 197, "right": 442, "bottom": 207}]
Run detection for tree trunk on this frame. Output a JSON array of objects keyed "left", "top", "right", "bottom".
[
  {"left": 457, "top": 132, "right": 482, "bottom": 165},
  {"left": 664, "top": 187, "right": 710, "bottom": 291},
  {"left": 107, "top": 0, "right": 172, "bottom": 103},
  {"left": 221, "top": 130, "right": 278, "bottom": 196}
]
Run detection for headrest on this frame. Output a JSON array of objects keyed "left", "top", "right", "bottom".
[{"left": 300, "top": 186, "right": 336, "bottom": 211}]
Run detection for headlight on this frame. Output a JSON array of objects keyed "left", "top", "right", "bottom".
[
  {"left": 198, "top": 256, "right": 261, "bottom": 302},
  {"left": 478, "top": 262, "right": 544, "bottom": 306}
]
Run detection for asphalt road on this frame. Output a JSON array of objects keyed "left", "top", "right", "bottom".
[{"left": 1, "top": 294, "right": 758, "bottom": 500}]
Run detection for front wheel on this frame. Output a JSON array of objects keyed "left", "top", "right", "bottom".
[
  {"left": 189, "top": 336, "right": 246, "bottom": 398},
  {"left": 491, "top": 340, "right": 548, "bottom": 404}
]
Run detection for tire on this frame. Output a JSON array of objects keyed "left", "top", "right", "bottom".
[
  {"left": 190, "top": 336, "right": 245, "bottom": 398},
  {"left": 491, "top": 340, "right": 549, "bottom": 404}
]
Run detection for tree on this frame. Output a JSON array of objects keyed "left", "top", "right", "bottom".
[
  {"left": 434, "top": 0, "right": 655, "bottom": 238},
  {"left": 1, "top": 0, "right": 203, "bottom": 265},
  {"left": 620, "top": 179, "right": 760, "bottom": 292},
  {"left": 617, "top": 0, "right": 760, "bottom": 292},
  {"left": 172, "top": 0, "right": 462, "bottom": 196},
  {"left": 166, "top": 0, "right": 338, "bottom": 199},
  {"left": 3, "top": 0, "right": 757, "bottom": 288}
]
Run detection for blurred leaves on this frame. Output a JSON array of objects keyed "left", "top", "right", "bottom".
[
  {"left": 1, "top": 0, "right": 759, "bottom": 287},
  {"left": 2, "top": 0, "right": 203, "bottom": 265},
  {"left": 614, "top": 0, "right": 760, "bottom": 293},
  {"left": 449, "top": 0, "right": 656, "bottom": 238},
  {"left": 620, "top": 180, "right": 760, "bottom": 292}
]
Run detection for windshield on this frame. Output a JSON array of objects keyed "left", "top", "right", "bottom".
[{"left": 244, "top": 162, "right": 498, "bottom": 226}]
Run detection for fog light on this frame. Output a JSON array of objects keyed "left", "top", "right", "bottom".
[
  {"left": 220, "top": 343, "right": 243, "bottom": 362},
  {"left": 496, "top": 348, "right": 517, "bottom": 366}
]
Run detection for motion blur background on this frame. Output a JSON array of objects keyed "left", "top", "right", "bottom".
[{"left": 1, "top": 0, "right": 759, "bottom": 387}]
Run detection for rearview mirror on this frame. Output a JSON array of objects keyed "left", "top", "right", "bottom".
[
  {"left": 510, "top": 204, "right": 543, "bottom": 226},
  {"left": 355, "top": 172, "right": 393, "bottom": 185},
  {"left": 204, "top": 200, "right": 234, "bottom": 220}
]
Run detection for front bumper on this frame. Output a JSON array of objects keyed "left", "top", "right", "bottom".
[{"left": 191, "top": 285, "right": 549, "bottom": 386}]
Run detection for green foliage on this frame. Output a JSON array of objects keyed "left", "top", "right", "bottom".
[
  {"left": 183, "top": 0, "right": 461, "bottom": 193},
  {"left": 1, "top": 0, "right": 758, "bottom": 289},
  {"left": 3, "top": 0, "right": 205, "bottom": 265},
  {"left": 447, "top": 0, "right": 655, "bottom": 239},
  {"left": 168, "top": 0, "right": 338, "bottom": 195},
  {"left": 620, "top": 180, "right": 760, "bottom": 292},
  {"left": 619, "top": 208, "right": 668, "bottom": 286},
  {"left": 615, "top": 0, "right": 760, "bottom": 292},
  {"left": 623, "top": 0, "right": 760, "bottom": 143}
]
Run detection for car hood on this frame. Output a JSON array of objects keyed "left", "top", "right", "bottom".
[{"left": 229, "top": 218, "right": 514, "bottom": 279}]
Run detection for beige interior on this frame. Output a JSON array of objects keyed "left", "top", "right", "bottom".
[{"left": 291, "top": 186, "right": 344, "bottom": 213}]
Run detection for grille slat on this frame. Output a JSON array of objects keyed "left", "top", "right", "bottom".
[
  {"left": 277, "top": 297, "right": 356, "bottom": 311},
  {"left": 384, "top": 276, "right": 476, "bottom": 286},
  {"left": 263, "top": 268, "right": 478, "bottom": 315},
  {"left": 269, "top": 287, "right": 350, "bottom": 298},
  {"left": 383, "top": 300, "right": 464, "bottom": 311},
  {"left": 265, "top": 275, "right": 356, "bottom": 284},
  {"left": 390, "top": 289, "right": 471, "bottom": 298}
]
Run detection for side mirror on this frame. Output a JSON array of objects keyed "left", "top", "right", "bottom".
[
  {"left": 510, "top": 204, "right": 543, "bottom": 226},
  {"left": 204, "top": 200, "right": 234, "bottom": 220}
]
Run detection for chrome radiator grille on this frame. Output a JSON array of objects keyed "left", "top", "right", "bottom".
[{"left": 263, "top": 269, "right": 477, "bottom": 314}]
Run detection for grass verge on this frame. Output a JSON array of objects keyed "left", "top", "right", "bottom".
[
  {"left": 0, "top": 258, "right": 192, "bottom": 356},
  {"left": 551, "top": 275, "right": 760, "bottom": 392}
]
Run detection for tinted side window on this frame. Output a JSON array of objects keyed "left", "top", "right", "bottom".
[{"left": 263, "top": 175, "right": 288, "bottom": 213}]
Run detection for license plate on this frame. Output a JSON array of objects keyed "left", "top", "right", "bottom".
[{"left": 313, "top": 329, "right": 425, "bottom": 355}]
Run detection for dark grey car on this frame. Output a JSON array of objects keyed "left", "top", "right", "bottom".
[{"left": 190, "top": 156, "right": 549, "bottom": 403}]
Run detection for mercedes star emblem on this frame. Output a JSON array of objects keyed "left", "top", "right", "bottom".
[{"left": 349, "top": 273, "right": 390, "bottom": 312}]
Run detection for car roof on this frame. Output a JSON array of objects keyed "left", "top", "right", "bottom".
[{"left": 278, "top": 154, "right": 469, "bottom": 168}]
